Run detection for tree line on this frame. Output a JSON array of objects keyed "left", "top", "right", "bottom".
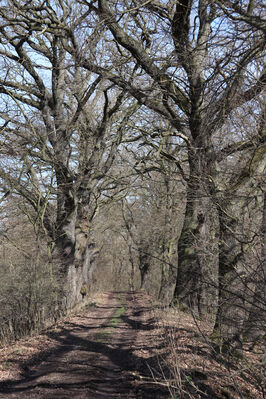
[{"left": 0, "top": 0, "right": 265, "bottom": 353}]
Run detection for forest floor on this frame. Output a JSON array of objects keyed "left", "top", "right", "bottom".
[{"left": 0, "top": 291, "right": 264, "bottom": 399}]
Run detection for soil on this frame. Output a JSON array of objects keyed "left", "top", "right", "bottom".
[{"left": 0, "top": 291, "right": 169, "bottom": 399}]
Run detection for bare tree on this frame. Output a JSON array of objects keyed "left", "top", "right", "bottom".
[
  {"left": 71, "top": 0, "right": 265, "bottom": 348},
  {"left": 0, "top": 0, "right": 264, "bottom": 350},
  {"left": 118, "top": 145, "right": 184, "bottom": 302},
  {"left": 213, "top": 103, "right": 266, "bottom": 351},
  {"left": 0, "top": 0, "right": 137, "bottom": 309},
  {"left": 71, "top": 0, "right": 265, "bottom": 314}
]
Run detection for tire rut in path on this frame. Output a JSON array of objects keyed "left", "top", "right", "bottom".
[{"left": 0, "top": 291, "right": 169, "bottom": 399}]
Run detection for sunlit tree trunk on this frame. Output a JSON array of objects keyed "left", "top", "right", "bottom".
[
  {"left": 173, "top": 145, "right": 219, "bottom": 316},
  {"left": 54, "top": 192, "right": 95, "bottom": 309},
  {"left": 213, "top": 141, "right": 266, "bottom": 351}
]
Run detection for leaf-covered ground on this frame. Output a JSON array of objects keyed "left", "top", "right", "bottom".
[{"left": 0, "top": 292, "right": 264, "bottom": 398}]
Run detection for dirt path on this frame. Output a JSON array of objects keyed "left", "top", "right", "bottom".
[{"left": 0, "top": 292, "right": 169, "bottom": 399}]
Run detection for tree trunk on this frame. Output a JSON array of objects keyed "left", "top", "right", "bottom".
[
  {"left": 173, "top": 149, "right": 219, "bottom": 316},
  {"left": 213, "top": 204, "right": 245, "bottom": 351},
  {"left": 158, "top": 174, "right": 178, "bottom": 305},
  {"left": 158, "top": 240, "right": 178, "bottom": 306},
  {"left": 138, "top": 244, "right": 150, "bottom": 291},
  {"left": 244, "top": 193, "right": 266, "bottom": 347},
  {"left": 214, "top": 191, "right": 265, "bottom": 352},
  {"left": 213, "top": 139, "right": 266, "bottom": 352},
  {"left": 55, "top": 201, "right": 96, "bottom": 311},
  {"left": 158, "top": 161, "right": 178, "bottom": 306},
  {"left": 128, "top": 244, "right": 136, "bottom": 291}
]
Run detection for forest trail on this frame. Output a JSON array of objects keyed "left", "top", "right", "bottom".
[{"left": 0, "top": 292, "right": 169, "bottom": 399}]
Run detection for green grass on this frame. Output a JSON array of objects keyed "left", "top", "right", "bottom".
[
  {"left": 115, "top": 306, "right": 127, "bottom": 317},
  {"left": 110, "top": 305, "right": 127, "bottom": 327},
  {"left": 95, "top": 302, "right": 127, "bottom": 342}
]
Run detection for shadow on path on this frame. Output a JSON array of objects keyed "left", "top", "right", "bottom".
[{"left": 0, "top": 292, "right": 169, "bottom": 399}]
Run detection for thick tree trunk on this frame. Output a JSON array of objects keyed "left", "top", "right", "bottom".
[
  {"left": 158, "top": 245, "right": 178, "bottom": 306},
  {"left": 158, "top": 256, "right": 177, "bottom": 306},
  {"left": 55, "top": 202, "right": 97, "bottom": 311},
  {"left": 212, "top": 133, "right": 266, "bottom": 352},
  {"left": 138, "top": 242, "right": 151, "bottom": 291},
  {"left": 213, "top": 205, "right": 246, "bottom": 351},
  {"left": 173, "top": 150, "right": 219, "bottom": 316},
  {"left": 214, "top": 191, "right": 265, "bottom": 352},
  {"left": 244, "top": 193, "right": 266, "bottom": 347},
  {"left": 139, "top": 256, "right": 150, "bottom": 291}
]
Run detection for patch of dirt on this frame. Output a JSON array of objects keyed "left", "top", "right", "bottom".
[{"left": 0, "top": 292, "right": 169, "bottom": 398}]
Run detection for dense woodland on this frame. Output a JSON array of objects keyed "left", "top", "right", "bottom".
[{"left": 0, "top": 0, "right": 265, "bottom": 358}]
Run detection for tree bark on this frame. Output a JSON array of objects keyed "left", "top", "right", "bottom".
[
  {"left": 158, "top": 242, "right": 178, "bottom": 306},
  {"left": 213, "top": 188, "right": 265, "bottom": 352},
  {"left": 213, "top": 141, "right": 266, "bottom": 352},
  {"left": 138, "top": 244, "right": 151, "bottom": 291},
  {"left": 158, "top": 174, "right": 178, "bottom": 305},
  {"left": 173, "top": 148, "right": 219, "bottom": 316},
  {"left": 54, "top": 200, "right": 93, "bottom": 310},
  {"left": 244, "top": 193, "right": 266, "bottom": 347}
]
